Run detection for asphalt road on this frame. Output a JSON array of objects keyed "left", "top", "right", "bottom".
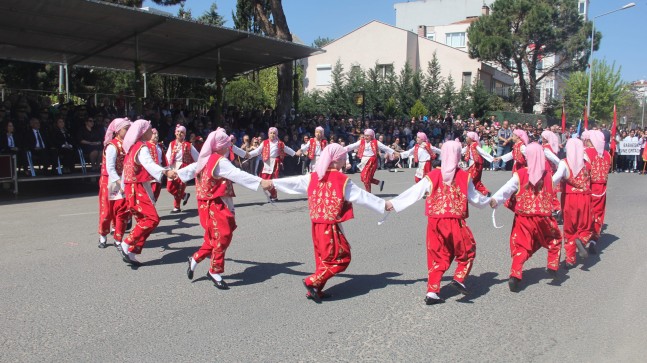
[{"left": 1, "top": 169, "right": 645, "bottom": 362}]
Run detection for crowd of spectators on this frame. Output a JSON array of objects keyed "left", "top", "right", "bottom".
[{"left": 1, "top": 91, "right": 646, "bottom": 177}]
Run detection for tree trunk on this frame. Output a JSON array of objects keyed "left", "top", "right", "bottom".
[{"left": 254, "top": 0, "right": 293, "bottom": 121}]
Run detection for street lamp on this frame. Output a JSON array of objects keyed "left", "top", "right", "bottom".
[{"left": 586, "top": 2, "right": 635, "bottom": 123}]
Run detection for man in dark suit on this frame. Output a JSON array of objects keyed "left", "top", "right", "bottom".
[
  {"left": 22, "top": 118, "right": 56, "bottom": 174},
  {"left": 600, "top": 123, "right": 611, "bottom": 151}
]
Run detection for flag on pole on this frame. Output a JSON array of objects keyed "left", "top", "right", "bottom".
[
  {"left": 583, "top": 107, "right": 588, "bottom": 130},
  {"left": 610, "top": 104, "right": 617, "bottom": 154},
  {"left": 561, "top": 102, "right": 566, "bottom": 132},
  {"left": 577, "top": 119, "right": 582, "bottom": 137}
]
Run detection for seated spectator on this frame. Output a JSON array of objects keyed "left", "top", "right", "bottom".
[
  {"left": 77, "top": 117, "right": 103, "bottom": 171},
  {"left": 22, "top": 118, "right": 56, "bottom": 175},
  {"left": 50, "top": 118, "right": 77, "bottom": 173}
]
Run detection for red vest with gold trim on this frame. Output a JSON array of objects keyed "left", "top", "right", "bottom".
[
  {"left": 169, "top": 140, "right": 194, "bottom": 167},
  {"left": 414, "top": 142, "right": 435, "bottom": 163},
  {"left": 308, "top": 138, "right": 328, "bottom": 160},
  {"left": 262, "top": 139, "right": 285, "bottom": 162},
  {"left": 196, "top": 153, "right": 235, "bottom": 201},
  {"left": 508, "top": 168, "right": 554, "bottom": 216},
  {"left": 146, "top": 141, "right": 161, "bottom": 167},
  {"left": 563, "top": 160, "right": 591, "bottom": 194},
  {"left": 307, "top": 170, "right": 354, "bottom": 224},
  {"left": 123, "top": 141, "right": 151, "bottom": 184},
  {"left": 463, "top": 142, "right": 482, "bottom": 166},
  {"left": 512, "top": 141, "right": 527, "bottom": 169},
  {"left": 424, "top": 168, "right": 469, "bottom": 219},
  {"left": 585, "top": 147, "right": 610, "bottom": 185},
  {"left": 358, "top": 139, "right": 378, "bottom": 159},
  {"left": 542, "top": 144, "right": 557, "bottom": 172},
  {"left": 101, "top": 138, "right": 125, "bottom": 177}
]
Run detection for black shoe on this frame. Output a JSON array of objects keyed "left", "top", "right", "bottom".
[
  {"left": 564, "top": 262, "right": 577, "bottom": 270},
  {"left": 303, "top": 280, "right": 321, "bottom": 303},
  {"left": 448, "top": 279, "right": 469, "bottom": 295},
  {"left": 508, "top": 277, "right": 521, "bottom": 292},
  {"left": 575, "top": 239, "right": 589, "bottom": 260},
  {"left": 98, "top": 239, "right": 108, "bottom": 249},
  {"left": 186, "top": 257, "right": 194, "bottom": 280},
  {"left": 424, "top": 296, "right": 445, "bottom": 305},
  {"left": 126, "top": 219, "right": 133, "bottom": 232},
  {"left": 546, "top": 268, "right": 558, "bottom": 279},
  {"left": 588, "top": 241, "right": 597, "bottom": 255},
  {"left": 379, "top": 181, "right": 385, "bottom": 192},
  {"left": 122, "top": 253, "right": 142, "bottom": 267},
  {"left": 306, "top": 291, "right": 332, "bottom": 300},
  {"left": 171, "top": 208, "right": 181, "bottom": 213},
  {"left": 207, "top": 272, "right": 229, "bottom": 290},
  {"left": 182, "top": 193, "right": 191, "bottom": 206}
]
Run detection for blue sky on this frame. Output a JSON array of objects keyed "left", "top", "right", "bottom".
[{"left": 144, "top": 0, "right": 646, "bottom": 82}]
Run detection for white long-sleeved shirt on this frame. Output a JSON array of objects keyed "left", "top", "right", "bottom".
[
  {"left": 138, "top": 146, "right": 167, "bottom": 183},
  {"left": 551, "top": 159, "right": 571, "bottom": 185},
  {"left": 299, "top": 139, "right": 326, "bottom": 156},
  {"left": 400, "top": 143, "right": 441, "bottom": 162},
  {"left": 346, "top": 139, "right": 395, "bottom": 157},
  {"left": 390, "top": 176, "right": 490, "bottom": 213},
  {"left": 272, "top": 174, "right": 385, "bottom": 215},
  {"left": 461, "top": 145, "right": 495, "bottom": 163},
  {"left": 500, "top": 144, "right": 560, "bottom": 166},
  {"left": 105, "top": 143, "right": 121, "bottom": 184},
  {"left": 176, "top": 159, "right": 261, "bottom": 212},
  {"left": 231, "top": 145, "right": 247, "bottom": 159},
  {"left": 248, "top": 140, "right": 297, "bottom": 158},
  {"left": 491, "top": 173, "right": 520, "bottom": 207},
  {"left": 166, "top": 141, "right": 200, "bottom": 166}
]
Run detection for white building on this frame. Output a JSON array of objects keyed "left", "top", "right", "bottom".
[
  {"left": 303, "top": 21, "right": 513, "bottom": 95},
  {"left": 395, "top": 0, "right": 591, "bottom": 113}
]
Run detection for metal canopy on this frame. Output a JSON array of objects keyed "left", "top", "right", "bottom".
[{"left": 0, "top": 0, "right": 322, "bottom": 79}]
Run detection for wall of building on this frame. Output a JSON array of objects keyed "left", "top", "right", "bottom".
[{"left": 394, "top": 0, "right": 494, "bottom": 32}]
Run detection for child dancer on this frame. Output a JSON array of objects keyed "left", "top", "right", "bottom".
[
  {"left": 399, "top": 132, "right": 440, "bottom": 183},
  {"left": 583, "top": 130, "right": 611, "bottom": 253},
  {"left": 462, "top": 131, "right": 494, "bottom": 196},
  {"left": 166, "top": 124, "right": 199, "bottom": 212},
  {"left": 345, "top": 129, "right": 398, "bottom": 192}
]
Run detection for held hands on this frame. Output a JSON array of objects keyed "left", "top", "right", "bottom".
[
  {"left": 260, "top": 179, "right": 274, "bottom": 191},
  {"left": 295, "top": 150, "right": 303, "bottom": 157},
  {"left": 165, "top": 169, "right": 178, "bottom": 180},
  {"left": 385, "top": 200, "right": 394, "bottom": 212},
  {"left": 489, "top": 199, "right": 498, "bottom": 209}
]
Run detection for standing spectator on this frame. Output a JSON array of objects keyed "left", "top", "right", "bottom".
[{"left": 494, "top": 120, "right": 512, "bottom": 171}]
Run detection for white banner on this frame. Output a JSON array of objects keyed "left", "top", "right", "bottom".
[{"left": 619, "top": 141, "right": 641, "bottom": 155}]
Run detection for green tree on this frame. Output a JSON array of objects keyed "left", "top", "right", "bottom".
[
  {"left": 468, "top": 0, "right": 599, "bottom": 113},
  {"left": 197, "top": 3, "right": 226, "bottom": 26},
  {"left": 470, "top": 81, "right": 491, "bottom": 117},
  {"left": 440, "top": 74, "right": 456, "bottom": 111},
  {"left": 422, "top": 52, "right": 443, "bottom": 117},
  {"left": 325, "top": 60, "right": 349, "bottom": 116},
  {"left": 224, "top": 77, "right": 267, "bottom": 110},
  {"left": 454, "top": 84, "right": 472, "bottom": 118},
  {"left": 564, "top": 59, "right": 626, "bottom": 123},
  {"left": 300, "top": 89, "right": 327, "bottom": 117},
  {"left": 258, "top": 67, "right": 277, "bottom": 108},
  {"left": 409, "top": 99, "right": 429, "bottom": 120},
  {"left": 396, "top": 62, "right": 416, "bottom": 117},
  {"left": 312, "top": 36, "right": 334, "bottom": 48},
  {"left": 346, "top": 64, "right": 367, "bottom": 118}
]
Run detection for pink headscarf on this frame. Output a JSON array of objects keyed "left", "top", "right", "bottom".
[
  {"left": 541, "top": 130, "right": 559, "bottom": 154},
  {"left": 525, "top": 143, "right": 546, "bottom": 186},
  {"left": 122, "top": 119, "right": 151, "bottom": 153},
  {"left": 440, "top": 140, "right": 462, "bottom": 185},
  {"left": 315, "top": 126, "right": 324, "bottom": 134},
  {"left": 589, "top": 130, "right": 605, "bottom": 156},
  {"left": 466, "top": 131, "right": 479, "bottom": 143},
  {"left": 364, "top": 129, "right": 375, "bottom": 138},
  {"left": 417, "top": 132, "right": 428, "bottom": 142},
  {"left": 314, "top": 143, "right": 348, "bottom": 181},
  {"left": 268, "top": 127, "right": 278, "bottom": 141},
  {"left": 195, "top": 128, "right": 233, "bottom": 174},
  {"left": 580, "top": 130, "right": 591, "bottom": 142},
  {"left": 175, "top": 124, "right": 186, "bottom": 133},
  {"left": 103, "top": 117, "right": 131, "bottom": 145},
  {"left": 565, "top": 138, "right": 585, "bottom": 177},
  {"left": 513, "top": 129, "right": 529, "bottom": 145}
]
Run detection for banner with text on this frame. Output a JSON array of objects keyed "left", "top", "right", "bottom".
[{"left": 619, "top": 141, "right": 641, "bottom": 155}]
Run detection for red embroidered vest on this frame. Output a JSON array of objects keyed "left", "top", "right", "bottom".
[
  {"left": 196, "top": 153, "right": 235, "bottom": 201},
  {"left": 146, "top": 141, "right": 161, "bottom": 166},
  {"left": 101, "top": 138, "right": 125, "bottom": 177},
  {"left": 169, "top": 140, "right": 194, "bottom": 167},
  {"left": 463, "top": 143, "right": 482, "bottom": 166},
  {"left": 585, "top": 147, "right": 610, "bottom": 185},
  {"left": 308, "top": 138, "right": 328, "bottom": 160},
  {"left": 307, "top": 170, "right": 354, "bottom": 224},
  {"left": 123, "top": 142, "right": 152, "bottom": 184},
  {"left": 508, "top": 168, "right": 554, "bottom": 216},
  {"left": 424, "top": 169, "right": 469, "bottom": 219},
  {"left": 542, "top": 144, "right": 557, "bottom": 172},
  {"left": 358, "top": 139, "right": 378, "bottom": 158},
  {"left": 563, "top": 160, "right": 591, "bottom": 194},
  {"left": 414, "top": 142, "right": 435, "bottom": 163},
  {"left": 262, "top": 139, "right": 286, "bottom": 162},
  {"left": 513, "top": 141, "right": 527, "bottom": 169}
]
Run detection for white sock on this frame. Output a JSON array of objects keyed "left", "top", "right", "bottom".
[
  {"left": 455, "top": 280, "right": 466, "bottom": 288},
  {"left": 114, "top": 240, "right": 121, "bottom": 246},
  {"left": 99, "top": 235, "right": 107, "bottom": 243},
  {"left": 121, "top": 242, "right": 131, "bottom": 253},
  {"left": 127, "top": 252, "right": 138, "bottom": 261},
  {"left": 190, "top": 258, "right": 197, "bottom": 271},
  {"left": 426, "top": 292, "right": 440, "bottom": 299},
  {"left": 209, "top": 272, "right": 222, "bottom": 281}
]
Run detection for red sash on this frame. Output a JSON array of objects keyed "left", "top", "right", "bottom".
[
  {"left": 262, "top": 139, "right": 286, "bottom": 162},
  {"left": 414, "top": 142, "right": 434, "bottom": 163},
  {"left": 358, "top": 139, "right": 377, "bottom": 158},
  {"left": 308, "top": 138, "right": 328, "bottom": 160}
]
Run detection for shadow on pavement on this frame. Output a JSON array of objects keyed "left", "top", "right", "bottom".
[
  {"left": 324, "top": 272, "right": 426, "bottom": 301},
  {"left": 438, "top": 271, "right": 507, "bottom": 303},
  {"left": 580, "top": 233, "right": 618, "bottom": 271},
  {"left": 223, "top": 259, "right": 307, "bottom": 287}
]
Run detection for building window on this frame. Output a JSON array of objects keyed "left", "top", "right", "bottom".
[
  {"left": 445, "top": 32, "right": 466, "bottom": 48},
  {"left": 316, "top": 65, "right": 332, "bottom": 86},
  {"left": 377, "top": 64, "right": 394, "bottom": 77},
  {"left": 426, "top": 32, "right": 436, "bottom": 41},
  {"left": 579, "top": 1, "right": 586, "bottom": 15},
  {"left": 544, "top": 80, "right": 554, "bottom": 101},
  {"left": 462, "top": 72, "right": 472, "bottom": 87}
]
